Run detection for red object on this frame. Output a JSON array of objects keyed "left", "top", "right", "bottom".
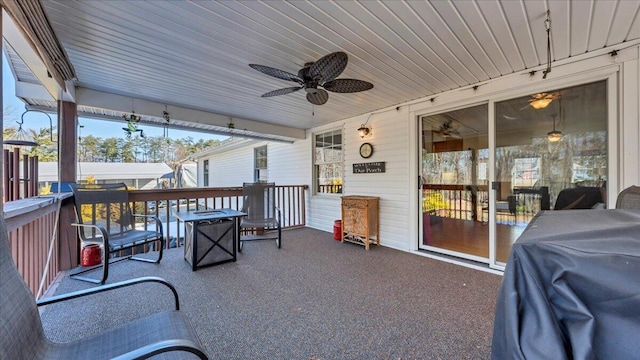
[
  {"left": 81, "top": 245, "right": 102, "bottom": 267},
  {"left": 333, "top": 220, "right": 342, "bottom": 240}
]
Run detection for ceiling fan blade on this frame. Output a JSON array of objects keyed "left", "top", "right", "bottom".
[
  {"left": 249, "top": 64, "right": 303, "bottom": 83},
  {"left": 261, "top": 86, "right": 303, "bottom": 97},
  {"left": 306, "top": 89, "right": 329, "bottom": 105},
  {"left": 323, "top": 79, "right": 374, "bottom": 93},
  {"left": 309, "top": 52, "right": 348, "bottom": 83}
]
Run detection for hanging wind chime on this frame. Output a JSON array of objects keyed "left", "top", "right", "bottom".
[{"left": 162, "top": 108, "right": 170, "bottom": 138}]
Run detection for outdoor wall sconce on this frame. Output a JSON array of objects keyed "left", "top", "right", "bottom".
[{"left": 358, "top": 124, "right": 371, "bottom": 138}]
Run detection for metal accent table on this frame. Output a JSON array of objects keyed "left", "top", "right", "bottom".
[{"left": 175, "top": 208, "right": 245, "bottom": 271}]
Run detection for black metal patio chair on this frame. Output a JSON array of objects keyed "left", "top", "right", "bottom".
[
  {"left": 0, "top": 216, "right": 208, "bottom": 359},
  {"left": 239, "top": 182, "right": 281, "bottom": 251},
  {"left": 70, "top": 182, "right": 164, "bottom": 284}
]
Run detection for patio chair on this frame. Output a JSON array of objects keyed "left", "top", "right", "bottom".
[
  {"left": 616, "top": 185, "right": 640, "bottom": 209},
  {"left": 70, "top": 182, "right": 164, "bottom": 284},
  {"left": 0, "top": 217, "right": 209, "bottom": 359},
  {"left": 239, "top": 182, "right": 281, "bottom": 251}
]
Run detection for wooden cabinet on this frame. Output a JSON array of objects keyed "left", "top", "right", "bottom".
[{"left": 341, "top": 196, "right": 380, "bottom": 250}]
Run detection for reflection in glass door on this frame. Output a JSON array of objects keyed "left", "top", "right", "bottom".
[
  {"left": 493, "top": 80, "right": 608, "bottom": 264},
  {"left": 419, "top": 104, "right": 489, "bottom": 261}
]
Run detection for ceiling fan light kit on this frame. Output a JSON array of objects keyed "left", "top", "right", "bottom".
[
  {"left": 530, "top": 98, "right": 553, "bottom": 109},
  {"left": 249, "top": 51, "right": 373, "bottom": 105}
]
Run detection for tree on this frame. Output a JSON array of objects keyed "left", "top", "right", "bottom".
[{"left": 100, "top": 138, "right": 120, "bottom": 162}]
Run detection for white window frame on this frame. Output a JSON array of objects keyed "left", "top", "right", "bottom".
[
  {"left": 313, "top": 129, "right": 343, "bottom": 195},
  {"left": 254, "top": 145, "right": 268, "bottom": 182}
]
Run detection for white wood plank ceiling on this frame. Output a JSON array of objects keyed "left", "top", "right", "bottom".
[{"left": 13, "top": 1, "right": 640, "bottom": 140}]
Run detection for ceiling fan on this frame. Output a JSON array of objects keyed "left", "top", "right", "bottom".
[
  {"left": 248, "top": 51, "right": 374, "bottom": 105},
  {"left": 521, "top": 92, "right": 561, "bottom": 110},
  {"left": 434, "top": 119, "right": 461, "bottom": 138}
]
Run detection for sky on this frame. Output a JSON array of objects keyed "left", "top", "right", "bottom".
[{"left": 2, "top": 54, "right": 227, "bottom": 141}]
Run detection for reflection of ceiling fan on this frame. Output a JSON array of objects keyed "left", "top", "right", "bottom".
[
  {"left": 434, "top": 119, "right": 461, "bottom": 138},
  {"left": 521, "top": 92, "right": 561, "bottom": 110},
  {"left": 249, "top": 51, "right": 374, "bottom": 105}
]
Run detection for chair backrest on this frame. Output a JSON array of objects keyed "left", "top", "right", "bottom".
[
  {"left": 0, "top": 217, "right": 47, "bottom": 359},
  {"left": 70, "top": 183, "right": 135, "bottom": 240},
  {"left": 242, "top": 182, "right": 277, "bottom": 222},
  {"left": 616, "top": 185, "right": 640, "bottom": 209}
]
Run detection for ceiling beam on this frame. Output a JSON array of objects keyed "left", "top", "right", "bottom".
[{"left": 76, "top": 88, "right": 306, "bottom": 140}]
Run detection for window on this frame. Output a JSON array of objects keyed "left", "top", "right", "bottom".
[
  {"left": 513, "top": 158, "right": 540, "bottom": 188},
  {"left": 203, "top": 160, "right": 209, "bottom": 186},
  {"left": 572, "top": 154, "right": 607, "bottom": 184},
  {"left": 254, "top": 146, "right": 267, "bottom": 182},
  {"left": 314, "top": 129, "right": 343, "bottom": 194}
]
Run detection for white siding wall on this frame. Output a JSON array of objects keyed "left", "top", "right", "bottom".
[
  {"left": 342, "top": 107, "right": 411, "bottom": 250},
  {"left": 209, "top": 146, "right": 256, "bottom": 187},
  {"left": 196, "top": 45, "right": 640, "bottom": 256}
]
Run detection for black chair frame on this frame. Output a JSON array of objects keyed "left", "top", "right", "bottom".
[{"left": 70, "top": 183, "right": 164, "bottom": 284}]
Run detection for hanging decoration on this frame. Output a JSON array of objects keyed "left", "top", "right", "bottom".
[
  {"left": 162, "top": 107, "right": 170, "bottom": 138},
  {"left": 122, "top": 111, "right": 144, "bottom": 138},
  {"left": 542, "top": 10, "right": 552, "bottom": 79},
  {"left": 4, "top": 108, "right": 56, "bottom": 147}
]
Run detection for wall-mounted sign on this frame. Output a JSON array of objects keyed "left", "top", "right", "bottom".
[{"left": 353, "top": 162, "right": 386, "bottom": 174}]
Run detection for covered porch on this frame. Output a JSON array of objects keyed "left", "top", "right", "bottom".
[
  {"left": 2, "top": 1, "right": 640, "bottom": 357},
  {"left": 40, "top": 226, "right": 502, "bottom": 359}
]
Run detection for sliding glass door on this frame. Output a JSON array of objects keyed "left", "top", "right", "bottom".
[
  {"left": 492, "top": 80, "right": 608, "bottom": 265},
  {"left": 419, "top": 80, "right": 608, "bottom": 267},
  {"left": 419, "top": 104, "right": 489, "bottom": 262}
]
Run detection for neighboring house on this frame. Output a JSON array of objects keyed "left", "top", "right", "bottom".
[
  {"left": 194, "top": 48, "right": 638, "bottom": 272},
  {"left": 38, "top": 162, "right": 174, "bottom": 190},
  {"left": 175, "top": 160, "right": 197, "bottom": 188}
]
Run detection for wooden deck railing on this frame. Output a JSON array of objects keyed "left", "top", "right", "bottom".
[
  {"left": 127, "top": 185, "right": 308, "bottom": 248},
  {"left": 4, "top": 194, "right": 68, "bottom": 298},
  {"left": 423, "top": 184, "right": 549, "bottom": 224},
  {"left": 5, "top": 185, "right": 308, "bottom": 297}
]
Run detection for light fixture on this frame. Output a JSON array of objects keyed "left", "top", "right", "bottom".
[
  {"left": 547, "top": 114, "right": 562, "bottom": 142},
  {"left": 530, "top": 98, "right": 553, "bottom": 109},
  {"left": 358, "top": 124, "right": 370, "bottom": 138}
]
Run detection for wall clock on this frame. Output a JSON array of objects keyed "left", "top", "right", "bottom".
[{"left": 359, "top": 142, "right": 374, "bottom": 158}]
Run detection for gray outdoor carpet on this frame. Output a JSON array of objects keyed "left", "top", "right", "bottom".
[{"left": 40, "top": 227, "right": 503, "bottom": 359}]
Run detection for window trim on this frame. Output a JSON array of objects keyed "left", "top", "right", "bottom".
[
  {"left": 313, "top": 128, "right": 343, "bottom": 196},
  {"left": 254, "top": 145, "right": 268, "bottom": 182}
]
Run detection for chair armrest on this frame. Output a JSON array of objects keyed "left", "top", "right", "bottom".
[
  {"left": 110, "top": 339, "right": 208, "bottom": 360},
  {"left": 71, "top": 222, "right": 110, "bottom": 247},
  {"left": 36, "top": 276, "right": 180, "bottom": 310}
]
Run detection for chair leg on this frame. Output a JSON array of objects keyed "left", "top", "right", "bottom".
[
  {"left": 72, "top": 239, "right": 163, "bottom": 284},
  {"left": 277, "top": 225, "right": 281, "bottom": 249},
  {"left": 131, "top": 238, "right": 164, "bottom": 264},
  {"left": 69, "top": 253, "right": 128, "bottom": 285}
]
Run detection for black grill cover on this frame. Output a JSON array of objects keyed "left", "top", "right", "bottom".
[{"left": 492, "top": 209, "right": 640, "bottom": 359}]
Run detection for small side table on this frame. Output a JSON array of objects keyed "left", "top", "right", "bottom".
[
  {"left": 341, "top": 196, "right": 380, "bottom": 250},
  {"left": 175, "top": 208, "right": 246, "bottom": 271}
]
